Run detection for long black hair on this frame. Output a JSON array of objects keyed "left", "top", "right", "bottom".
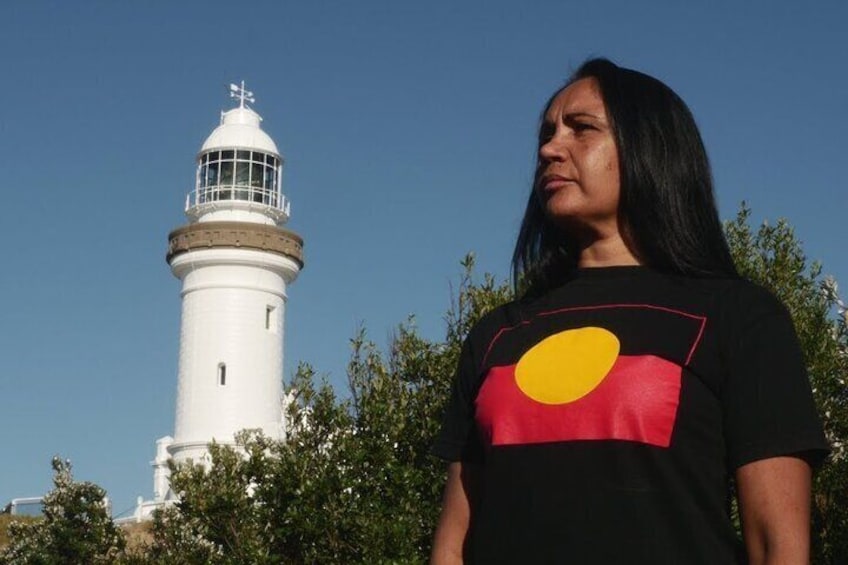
[{"left": 512, "top": 58, "right": 738, "bottom": 297}]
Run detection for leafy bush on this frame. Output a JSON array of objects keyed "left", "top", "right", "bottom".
[{"left": 0, "top": 458, "right": 125, "bottom": 564}]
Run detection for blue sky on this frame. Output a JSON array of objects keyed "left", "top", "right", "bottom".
[{"left": 1, "top": 1, "right": 845, "bottom": 518}]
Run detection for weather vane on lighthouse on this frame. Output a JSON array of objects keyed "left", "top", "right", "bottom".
[{"left": 229, "top": 80, "right": 255, "bottom": 109}]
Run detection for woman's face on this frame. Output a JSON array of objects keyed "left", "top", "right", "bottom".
[{"left": 537, "top": 78, "right": 621, "bottom": 239}]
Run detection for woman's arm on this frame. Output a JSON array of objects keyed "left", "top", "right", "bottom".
[
  {"left": 736, "top": 455, "right": 813, "bottom": 565},
  {"left": 430, "top": 462, "right": 476, "bottom": 565}
]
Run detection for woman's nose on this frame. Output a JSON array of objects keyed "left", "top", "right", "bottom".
[{"left": 539, "top": 136, "right": 567, "bottom": 162}]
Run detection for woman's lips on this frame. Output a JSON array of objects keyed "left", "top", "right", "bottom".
[{"left": 541, "top": 175, "right": 576, "bottom": 191}]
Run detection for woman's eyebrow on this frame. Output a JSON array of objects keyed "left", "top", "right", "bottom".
[{"left": 563, "top": 111, "right": 604, "bottom": 121}]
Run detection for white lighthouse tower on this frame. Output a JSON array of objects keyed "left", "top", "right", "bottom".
[{"left": 145, "top": 82, "right": 303, "bottom": 510}]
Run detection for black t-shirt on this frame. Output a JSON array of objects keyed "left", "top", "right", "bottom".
[{"left": 433, "top": 267, "right": 829, "bottom": 564}]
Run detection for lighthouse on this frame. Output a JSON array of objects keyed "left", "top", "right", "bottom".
[{"left": 146, "top": 82, "right": 303, "bottom": 509}]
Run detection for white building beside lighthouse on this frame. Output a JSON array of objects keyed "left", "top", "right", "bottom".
[{"left": 133, "top": 83, "right": 303, "bottom": 520}]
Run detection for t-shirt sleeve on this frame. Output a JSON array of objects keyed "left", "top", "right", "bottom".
[
  {"left": 721, "top": 283, "right": 830, "bottom": 470},
  {"left": 432, "top": 333, "right": 485, "bottom": 463}
]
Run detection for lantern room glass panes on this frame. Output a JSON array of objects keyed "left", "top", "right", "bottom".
[{"left": 197, "top": 149, "right": 280, "bottom": 206}]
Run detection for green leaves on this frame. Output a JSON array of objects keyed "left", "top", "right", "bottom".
[{"left": 0, "top": 458, "right": 126, "bottom": 565}]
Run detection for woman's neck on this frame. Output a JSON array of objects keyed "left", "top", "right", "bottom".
[{"left": 576, "top": 234, "right": 641, "bottom": 268}]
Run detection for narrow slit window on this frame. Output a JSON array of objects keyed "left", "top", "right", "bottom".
[
  {"left": 266, "top": 306, "right": 276, "bottom": 332},
  {"left": 217, "top": 363, "right": 227, "bottom": 386}
]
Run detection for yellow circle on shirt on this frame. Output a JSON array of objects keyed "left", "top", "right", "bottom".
[{"left": 515, "top": 327, "right": 620, "bottom": 404}]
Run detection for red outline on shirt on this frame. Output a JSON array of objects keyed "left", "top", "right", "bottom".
[{"left": 481, "top": 303, "right": 708, "bottom": 367}]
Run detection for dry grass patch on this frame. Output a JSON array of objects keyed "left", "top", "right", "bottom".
[
  {"left": 0, "top": 514, "right": 40, "bottom": 550},
  {"left": 120, "top": 520, "right": 154, "bottom": 553}
]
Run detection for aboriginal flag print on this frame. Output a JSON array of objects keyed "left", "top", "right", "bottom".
[{"left": 474, "top": 304, "right": 706, "bottom": 448}]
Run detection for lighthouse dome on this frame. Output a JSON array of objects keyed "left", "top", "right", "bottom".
[{"left": 200, "top": 106, "right": 280, "bottom": 157}]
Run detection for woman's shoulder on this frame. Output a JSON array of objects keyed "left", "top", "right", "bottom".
[
  {"left": 703, "top": 277, "right": 790, "bottom": 321},
  {"left": 675, "top": 277, "right": 796, "bottom": 353},
  {"left": 464, "top": 296, "right": 527, "bottom": 345},
  {"left": 654, "top": 273, "right": 786, "bottom": 315}
]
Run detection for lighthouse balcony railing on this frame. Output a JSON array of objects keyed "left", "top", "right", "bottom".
[{"left": 186, "top": 185, "right": 290, "bottom": 216}]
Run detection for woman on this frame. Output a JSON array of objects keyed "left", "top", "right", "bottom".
[{"left": 430, "top": 58, "right": 828, "bottom": 564}]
